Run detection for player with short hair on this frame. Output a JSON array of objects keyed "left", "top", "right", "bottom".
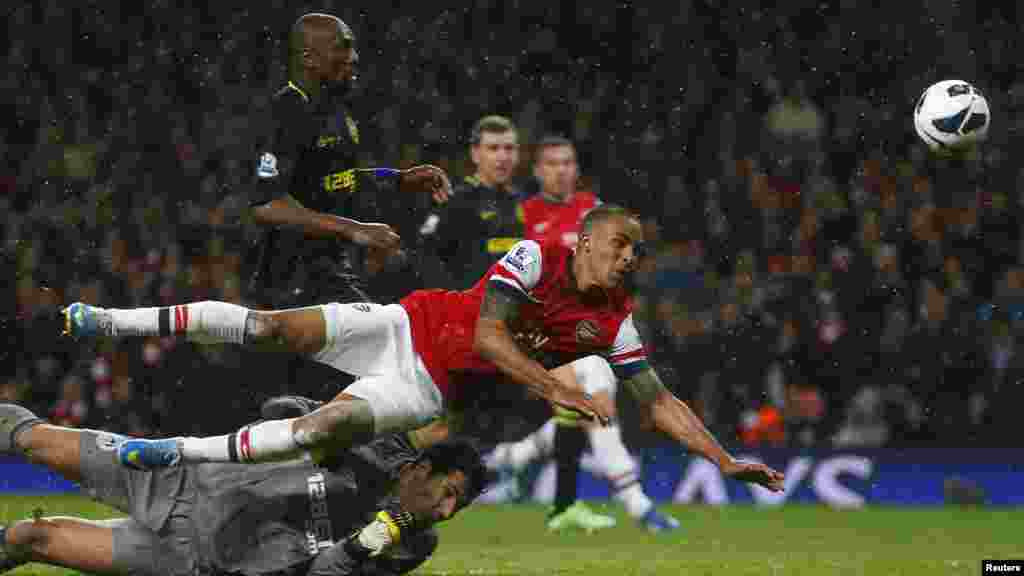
[
  {"left": 61, "top": 205, "right": 783, "bottom": 515},
  {"left": 249, "top": 12, "right": 450, "bottom": 308},
  {"left": 514, "top": 136, "right": 673, "bottom": 532},
  {"left": 238, "top": 11, "right": 453, "bottom": 408},
  {"left": 420, "top": 114, "right": 525, "bottom": 290},
  {"left": 419, "top": 119, "right": 613, "bottom": 531},
  {"left": 0, "top": 403, "right": 488, "bottom": 576},
  {"left": 520, "top": 134, "right": 601, "bottom": 250}
]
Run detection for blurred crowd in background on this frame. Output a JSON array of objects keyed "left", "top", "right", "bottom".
[{"left": 3, "top": 1, "right": 1023, "bottom": 448}]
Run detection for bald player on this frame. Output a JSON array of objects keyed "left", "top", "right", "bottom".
[
  {"left": 246, "top": 13, "right": 453, "bottom": 403},
  {"left": 249, "top": 12, "right": 450, "bottom": 309}
]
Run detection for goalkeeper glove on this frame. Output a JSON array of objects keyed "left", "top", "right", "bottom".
[{"left": 344, "top": 509, "right": 415, "bottom": 558}]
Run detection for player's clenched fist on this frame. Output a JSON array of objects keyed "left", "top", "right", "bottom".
[{"left": 401, "top": 164, "right": 452, "bottom": 204}]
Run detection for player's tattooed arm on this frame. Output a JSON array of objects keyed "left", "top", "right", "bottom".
[
  {"left": 474, "top": 283, "right": 566, "bottom": 402},
  {"left": 478, "top": 281, "right": 522, "bottom": 324},
  {"left": 628, "top": 366, "right": 732, "bottom": 467},
  {"left": 633, "top": 367, "right": 785, "bottom": 491},
  {"left": 620, "top": 367, "right": 667, "bottom": 404}
]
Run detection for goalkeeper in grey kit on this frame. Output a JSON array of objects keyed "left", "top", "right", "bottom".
[{"left": 0, "top": 403, "right": 489, "bottom": 576}]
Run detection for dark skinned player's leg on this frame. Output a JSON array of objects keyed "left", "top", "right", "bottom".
[
  {"left": 63, "top": 297, "right": 328, "bottom": 355},
  {"left": 279, "top": 279, "right": 370, "bottom": 421},
  {"left": 544, "top": 363, "right": 590, "bottom": 526},
  {"left": 115, "top": 303, "right": 371, "bottom": 467},
  {"left": 412, "top": 364, "right": 588, "bottom": 527},
  {"left": 550, "top": 422, "right": 586, "bottom": 519},
  {"left": 121, "top": 300, "right": 443, "bottom": 469},
  {"left": 209, "top": 296, "right": 375, "bottom": 462},
  {"left": 449, "top": 364, "right": 614, "bottom": 531}
]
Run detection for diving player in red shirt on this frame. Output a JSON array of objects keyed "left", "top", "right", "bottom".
[{"left": 62, "top": 205, "right": 784, "bottom": 511}]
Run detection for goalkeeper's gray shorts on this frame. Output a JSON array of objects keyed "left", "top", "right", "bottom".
[{"left": 77, "top": 430, "right": 197, "bottom": 576}]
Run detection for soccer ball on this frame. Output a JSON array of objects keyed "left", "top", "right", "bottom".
[{"left": 913, "top": 79, "right": 990, "bottom": 155}]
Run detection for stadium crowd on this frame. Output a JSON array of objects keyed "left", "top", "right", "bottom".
[{"left": 3, "top": 1, "right": 1023, "bottom": 449}]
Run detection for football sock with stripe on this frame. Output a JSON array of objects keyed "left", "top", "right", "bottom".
[
  {"left": 587, "top": 424, "right": 652, "bottom": 519},
  {"left": 181, "top": 418, "right": 300, "bottom": 464},
  {"left": 108, "top": 301, "right": 248, "bottom": 343}
]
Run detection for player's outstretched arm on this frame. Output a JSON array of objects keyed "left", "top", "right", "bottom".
[
  {"left": 1, "top": 515, "right": 126, "bottom": 574},
  {"left": 252, "top": 194, "right": 401, "bottom": 252},
  {"left": 249, "top": 91, "right": 401, "bottom": 252},
  {"left": 474, "top": 283, "right": 609, "bottom": 425},
  {"left": 623, "top": 368, "right": 785, "bottom": 492},
  {"left": 361, "top": 166, "right": 451, "bottom": 204}
]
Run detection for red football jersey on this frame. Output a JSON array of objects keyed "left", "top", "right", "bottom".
[
  {"left": 399, "top": 240, "right": 650, "bottom": 399},
  {"left": 519, "top": 191, "right": 599, "bottom": 249}
]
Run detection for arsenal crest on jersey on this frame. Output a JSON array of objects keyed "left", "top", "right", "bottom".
[{"left": 575, "top": 319, "right": 601, "bottom": 344}]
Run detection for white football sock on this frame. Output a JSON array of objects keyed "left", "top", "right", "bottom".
[
  {"left": 108, "top": 307, "right": 159, "bottom": 337},
  {"left": 181, "top": 419, "right": 300, "bottom": 463},
  {"left": 587, "top": 424, "right": 652, "bottom": 519},
  {"left": 109, "top": 301, "right": 249, "bottom": 343},
  {"left": 586, "top": 424, "right": 634, "bottom": 478},
  {"left": 180, "top": 435, "right": 231, "bottom": 462},
  {"left": 486, "top": 419, "right": 557, "bottom": 472},
  {"left": 614, "top": 481, "right": 652, "bottom": 519},
  {"left": 183, "top": 301, "right": 250, "bottom": 344}
]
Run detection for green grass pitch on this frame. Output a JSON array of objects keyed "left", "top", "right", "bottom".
[{"left": 1, "top": 495, "right": 1020, "bottom": 575}]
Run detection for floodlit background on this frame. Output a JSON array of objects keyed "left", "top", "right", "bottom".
[{"left": 1, "top": 2, "right": 1022, "bottom": 574}]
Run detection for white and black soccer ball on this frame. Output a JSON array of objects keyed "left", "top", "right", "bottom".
[{"left": 913, "top": 80, "right": 991, "bottom": 155}]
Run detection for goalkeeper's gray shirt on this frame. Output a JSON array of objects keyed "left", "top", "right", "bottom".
[{"left": 184, "top": 434, "right": 422, "bottom": 575}]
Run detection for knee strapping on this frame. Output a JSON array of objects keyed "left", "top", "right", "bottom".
[
  {"left": 244, "top": 313, "right": 279, "bottom": 346},
  {"left": 246, "top": 305, "right": 330, "bottom": 354},
  {"left": 294, "top": 398, "right": 375, "bottom": 448}
]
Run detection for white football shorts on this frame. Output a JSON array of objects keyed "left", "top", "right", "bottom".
[{"left": 313, "top": 302, "right": 443, "bottom": 434}]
